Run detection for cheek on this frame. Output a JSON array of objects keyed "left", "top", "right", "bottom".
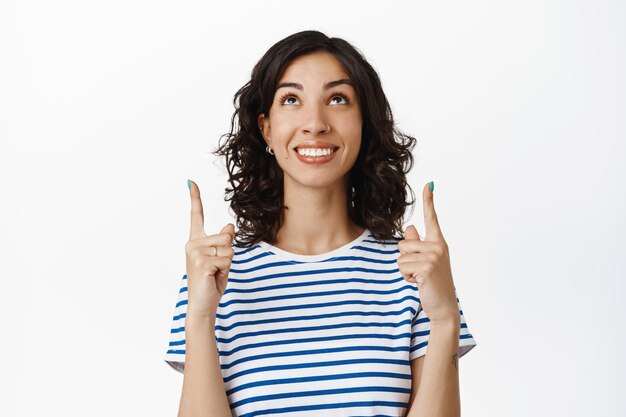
[
  {"left": 270, "top": 117, "right": 298, "bottom": 142},
  {"left": 345, "top": 126, "right": 362, "bottom": 154},
  {"left": 336, "top": 111, "right": 362, "bottom": 143},
  {"left": 270, "top": 108, "right": 298, "bottom": 126}
]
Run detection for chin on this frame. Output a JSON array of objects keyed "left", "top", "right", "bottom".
[{"left": 287, "top": 170, "right": 352, "bottom": 190}]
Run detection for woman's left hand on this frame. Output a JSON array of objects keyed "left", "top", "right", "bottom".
[{"left": 397, "top": 182, "right": 459, "bottom": 326}]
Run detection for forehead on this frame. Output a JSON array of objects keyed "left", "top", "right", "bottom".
[{"left": 278, "top": 51, "right": 351, "bottom": 85}]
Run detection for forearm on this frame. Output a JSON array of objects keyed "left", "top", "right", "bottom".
[
  {"left": 178, "top": 315, "right": 232, "bottom": 417},
  {"left": 406, "top": 320, "right": 461, "bottom": 417}
]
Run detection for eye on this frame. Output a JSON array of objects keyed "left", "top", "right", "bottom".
[
  {"left": 278, "top": 92, "right": 299, "bottom": 105},
  {"left": 330, "top": 91, "right": 350, "bottom": 105}
]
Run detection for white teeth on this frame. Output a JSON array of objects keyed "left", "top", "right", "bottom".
[{"left": 296, "top": 148, "right": 336, "bottom": 157}]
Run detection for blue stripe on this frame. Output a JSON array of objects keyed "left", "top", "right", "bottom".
[
  {"left": 232, "top": 385, "right": 411, "bottom": 409},
  {"left": 316, "top": 255, "right": 399, "bottom": 264},
  {"left": 223, "top": 357, "right": 410, "bottom": 383},
  {"left": 220, "top": 332, "right": 412, "bottom": 357},
  {"left": 224, "top": 276, "right": 408, "bottom": 295},
  {"left": 230, "top": 262, "right": 400, "bottom": 275},
  {"left": 409, "top": 322, "right": 468, "bottom": 339},
  {"left": 217, "top": 319, "right": 415, "bottom": 344},
  {"left": 238, "top": 400, "right": 408, "bottom": 417},
  {"left": 221, "top": 345, "right": 414, "bottom": 371},
  {"left": 226, "top": 266, "right": 401, "bottom": 285},
  {"left": 219, "top": 286, "right": 417, "bottom": 308},
  {"left": 233, "top": 244, "right": 263, "bottom": 256},
  {"left": 410, "top": 341, "right": 428, "bottom": 353},
  {"left": 411, "top": 317, "right": 469, "bottom": 330},
  {"left": 232, "top": 250, "right": 275, "bottom": 264},
  {"left": 226, "top": 371, "right": 411, "bottom": 395},
  {"left": 215, "top": 306, "right": 419, "bottom": 332},
  {"left": 351, "top": 245, "right": 399, "bottom": 255},
  {"left": 363, "top": 238, "right": 399, "bottom": 245}
]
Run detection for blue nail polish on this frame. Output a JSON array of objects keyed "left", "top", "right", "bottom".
[
  {"left": 429, "top": 181, "right": 434, "bottom": 192},
  {"left": 187, "top": 179, "right": 191, "bottom": 190}
]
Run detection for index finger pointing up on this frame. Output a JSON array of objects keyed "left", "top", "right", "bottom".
[
  {"left": 188, "top": 179, "right": 206, "bottom": 240},
  {"left": 423, "top": 181, "right": 444, "bottom": 242}
]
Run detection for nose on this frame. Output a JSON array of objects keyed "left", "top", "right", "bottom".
[{"left": 301, "top": 105, "right": 330, "bottom": 135}]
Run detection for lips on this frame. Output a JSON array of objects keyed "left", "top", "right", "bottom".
[
  {"left": 294, "top": 146, "right": 338, "bottom": 165},
  {"left": 293, "top": 140, "right": 339, "bottom": 150}
]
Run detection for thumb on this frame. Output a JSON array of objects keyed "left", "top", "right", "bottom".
[
  {"left": 404, "top": 224, "right": 421, "bottom": 241},
  {"left": 220, "top": 223, "right": 236, "bottom": 244}
]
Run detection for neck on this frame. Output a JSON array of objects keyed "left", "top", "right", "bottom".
[{"left": 273, "top": 176, "right": 364, "bottom": 256}]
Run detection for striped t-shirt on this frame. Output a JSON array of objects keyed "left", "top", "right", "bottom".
[{"left": 164, "top": 228, "right": 477, "bottom": 417}]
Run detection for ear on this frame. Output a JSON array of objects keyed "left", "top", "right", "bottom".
[{"left": 257, "top": 113, "right": 269, "bottom": 143}]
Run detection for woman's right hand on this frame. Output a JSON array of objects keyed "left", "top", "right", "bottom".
[{"left": 184, "top": 179, "right": 235, "bottom": 319}]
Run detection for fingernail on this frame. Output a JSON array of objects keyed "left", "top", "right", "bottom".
[
  {"left": 429, "top": 181, "right": 434, "bottom": 192},
  {"left": 187, "top": 179, "right": 191, "bottom": 190}
]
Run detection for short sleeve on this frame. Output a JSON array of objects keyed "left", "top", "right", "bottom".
[
  {"left": 409, "top": 289, "right": 477, "bottom": 361},
  {"left": 163, "top": 274, "right": 189, "bottom": 374}
]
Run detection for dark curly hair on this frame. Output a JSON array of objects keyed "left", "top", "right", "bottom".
[{"left": 212, "top": 30, "right": 418, "bottom": 248}]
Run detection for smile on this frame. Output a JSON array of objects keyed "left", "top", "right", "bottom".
[{"left": 294, "top": 147, "right": 339, "bottom": 165}]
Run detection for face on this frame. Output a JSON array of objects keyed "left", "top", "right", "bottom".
[{"left": 258, "top": 51, "right": 362, "bottom": 189}]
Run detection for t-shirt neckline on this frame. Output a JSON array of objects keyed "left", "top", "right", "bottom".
[{"left": 258, "top": 228, "right": 371, "bottom": 262}]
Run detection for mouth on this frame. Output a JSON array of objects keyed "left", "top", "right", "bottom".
[
  {"left": 293, "top": 145, "right": 339, "bottom": 165},
  {"left": 291, "top": 139, "right": 340, "bottom": 165},
  {"left": 293, "top": 146, "right": 339, "bottom": 157}
]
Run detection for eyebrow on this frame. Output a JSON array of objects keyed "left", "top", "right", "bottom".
[{"left": 275, "top": 78, "right": 354, "bottom": 92}]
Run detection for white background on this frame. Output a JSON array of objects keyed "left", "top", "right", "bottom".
[{"left": 1, "top": 1, "right": 624, "bottom": 416}]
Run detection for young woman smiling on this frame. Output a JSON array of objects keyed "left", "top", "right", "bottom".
[{"left": 165, "top": 30, "right": 477, "bottom": 417}]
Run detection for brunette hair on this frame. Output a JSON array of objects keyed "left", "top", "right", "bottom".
[{"left": 213, "top": 30, "right": 417, "bottom": 247}]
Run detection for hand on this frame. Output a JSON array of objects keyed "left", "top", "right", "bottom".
[
  {"left": 184, "top": 179, "right": 235, "bottom": 318},
  {"left": 397, "top": 182, "right": 459, "bottom": 326}
]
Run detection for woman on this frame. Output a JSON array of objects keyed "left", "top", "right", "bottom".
[{"left": 164, "top": 30, "right": 477, "bottom": 417}]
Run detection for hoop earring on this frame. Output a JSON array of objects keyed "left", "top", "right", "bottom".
[{"left": 266, "top": 145, "right": 274, "bottom": 155}]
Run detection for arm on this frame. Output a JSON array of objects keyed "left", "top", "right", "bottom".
[
  {"left": 405, "top": 319, "right": 461, "bottom": 417},
  {"left": 177, "top": 314, "right": 232, "bottom": 417}
]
